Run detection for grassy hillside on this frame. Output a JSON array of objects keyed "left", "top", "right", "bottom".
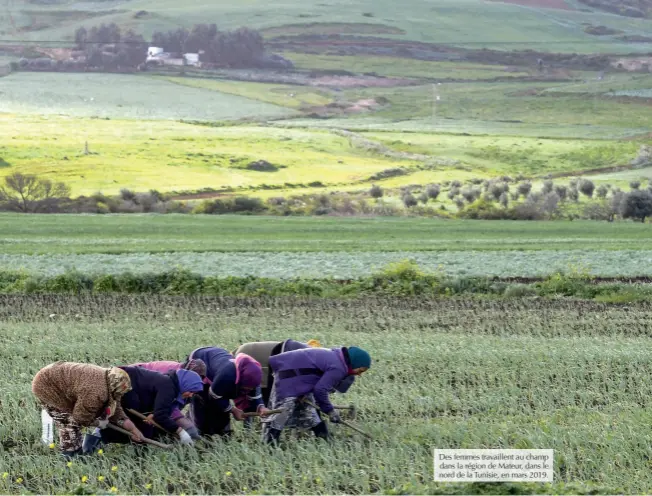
[
  {"left": 2, "top": 4, "right": 652, "bottom": 198},
  {"left": 2, "top": 110, "right": 645, "bottom": 196},
  {"left": 3, "top": 0, "right": 652, "bottom": 53}
]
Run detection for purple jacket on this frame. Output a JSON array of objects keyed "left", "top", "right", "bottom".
[{"left": 269, "top": 347, "right": 349, "bottom": 414}]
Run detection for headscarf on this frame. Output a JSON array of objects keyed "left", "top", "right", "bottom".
[
  {"left": 106, "top": 367, "right": 131, "bottom": 416},
  {"left": 174, "top": 369, "right": 204, "bottom": 408},
  {"left": 347, "top": 347, "right": 371, "bottom": 371},
  {"left": 107, "top": 367, "right": 131, "bottom": 397},
  {"left": 232, "top": 353, "right": 262, "bottom": 390},
  {"left": 183, "top": 359, "right": 207, "bottom": 378}
]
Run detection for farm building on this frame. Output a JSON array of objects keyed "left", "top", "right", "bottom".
[{"left": 146, "top": 47, "right": 201, "bottom": 67}]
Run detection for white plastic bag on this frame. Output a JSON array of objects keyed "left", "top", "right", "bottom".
[{"left": 41, "top": 409, "right": 54, "bottom": 445}]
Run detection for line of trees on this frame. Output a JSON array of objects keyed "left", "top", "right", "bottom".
[
  {"left": 3, "top": 172, "right": 652, "bottom": 222},
  {"left": 74, "top": 23, "right": 148, "bottom": 70},
  {"left": 150, "top": 24, "right": 272, "bottom": 68}
]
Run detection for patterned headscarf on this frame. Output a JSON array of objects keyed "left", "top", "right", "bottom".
[
  {"left": 105, "top": 367, "right": 131, "bottom": 417},
  {"left": 183, "top": 359, "right": 207, "bottom": 378}
]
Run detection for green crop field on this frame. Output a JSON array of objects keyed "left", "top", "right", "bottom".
[
  {"left": 5, "top": 249, "right": 652, "bottom": 279},
  {"left": 2, "top": 295, "right": 652, "bottom": 494},
  {"left": 3, "top": 214, "right": 652, "bottom": 255},
  {"left": 0, "top": 73, "right": 292, "bottom": 121}
]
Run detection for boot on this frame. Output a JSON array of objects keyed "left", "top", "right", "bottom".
[
  {"left": 61, "top": 448, "right": 82, "bottom": 460},
  {"left": 82, "top": 428, "right": 103, "bottom": 455},
  {"left": 262, "top": 426, "right": 282, "bottom": 446},
  {"left": 311, "top": 421, "right": 330, "bottom": 441}
]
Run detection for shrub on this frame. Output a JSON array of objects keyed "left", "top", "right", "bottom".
[
  {"left": 368, "top": 168, "right": 408, "bottom": 181},
  {"left": 163, "top": 269, "right": 203, "bottom": 294},
  {"left": 554, "top": 185, "right": 568, "bottom": 201},
  {"left": 578, "top": 179, "right": 595, "bottom": 198},
  {"left": 461, "top": 188, "right": 478, "bottom": 203},
  {"left": 246, "top": 160, "right": 280, "bottom": 172},
  {"left": 499, "top": 192, "right": 509, "bottom": 208},
  {"left": 621, "top": 189, "right": 652, "bottom": 222},
  {"left": 504, "top": 284, "right": 537, "bottom": 298},
  {"left": 43, "top": 270, "right": 93, "bottom": 294},
  {"left": 233, "top": 196, "right": 265, "bottom": 213},
  {"left": 517, "top": 181, "right": 532, "bottom": 197},
  {"left": 536, "top": 266, "right": 594, "bottom": 297},
  {"left": 541, "top": 180, "right": 554, "bottom": 195},
  {"left": 418, "top": 192, "right": 429, "bottom": 204},
  {"left": 447, "top": 187, "right": 460, "bottom": 200},
  {"left": 629, "top": 180, "right": 641, "bottom": 190},
  {"left": 120, "top": 188, "right": 137, "bottom": 202},
  {"left": 451, "top": 180, "right": 462, "bottom": 188},
  {"left": 369, "top": 184, "right": 383, "bottom": 199},
  {"left": 94, "top": 274, "right": 119, "bottom": 292},
  {"left": 402, "top": 193, "right": 418, "bottom": 208},
  {"left": 568, "top": 188, "right": 579, "bottom": 202},
  {"left": 426, "top": 184, "right": 441, "bottom": 200},
  {"left": 457, "top": 198, "right": 507, "bottom": 220},
  {"left": 596, "top": 185, "right": 608, "bottom": 199}
]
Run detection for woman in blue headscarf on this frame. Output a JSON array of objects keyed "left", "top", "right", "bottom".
[{"left": 99, "top": 367, "right": 204, "bottom": 446}]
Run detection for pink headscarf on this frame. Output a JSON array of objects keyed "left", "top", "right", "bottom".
[{"left": 232, "top": 354, "right": 262, "bottom": 389}]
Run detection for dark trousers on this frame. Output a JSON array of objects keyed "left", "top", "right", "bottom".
[{"left": 191, "top": 384, "right": 231, "bottom": 436}]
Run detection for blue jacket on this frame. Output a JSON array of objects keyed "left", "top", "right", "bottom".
[
  {"left": 269, "top": 347, "right": 350, "bottom": 414},
  {"left": 189, "top": 346, "right": 263, "bottom": 412},
  {"left": 119, "top": 366, "right": 180, "bottom": 432}
]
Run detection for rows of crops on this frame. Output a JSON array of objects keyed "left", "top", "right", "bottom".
[
  {"left": 3, "top": 250, "right": 652, "bottom": 278},
  {"left": 2, "top": 295, "right": 652, "bottom": 493}
]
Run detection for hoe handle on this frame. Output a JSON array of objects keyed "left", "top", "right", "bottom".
[
  {"left": 107, "top": 423, "right": 173, "bottom": 449},
  {"left": 301, "top": 398, "right": 373, "bottom": 440}
]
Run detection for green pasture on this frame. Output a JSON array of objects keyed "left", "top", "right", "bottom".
[
  {"left": 2, "top": 214, "right": 652, "bottom": 255},
  {"left": 0, "top": 115, "right": 418, "bottom": 196}
]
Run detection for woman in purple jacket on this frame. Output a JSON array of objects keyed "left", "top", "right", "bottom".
[
  {"left": 262, "top": 346, "right": 371, "bottom": 444},
  {"left": 129, "top": 359, "right": 207, "bottom": 439}
]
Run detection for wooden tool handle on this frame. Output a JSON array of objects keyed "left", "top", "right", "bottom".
[
  {"left": 242, "top": 408, "right": 285, "bottom": 418},
  {"left": 301, "top": 398, "right": 372, "bottom": 440},
  {"left": 126, "top": 408, "right": 173, "bottom": 435},
  {"left": 107, "top": 423, "right": 172, "bottom": 449}
]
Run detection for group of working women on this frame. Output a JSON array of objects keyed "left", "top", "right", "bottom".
[{"left": 31, "top": 339, "right": 372, "bottom": 458}]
